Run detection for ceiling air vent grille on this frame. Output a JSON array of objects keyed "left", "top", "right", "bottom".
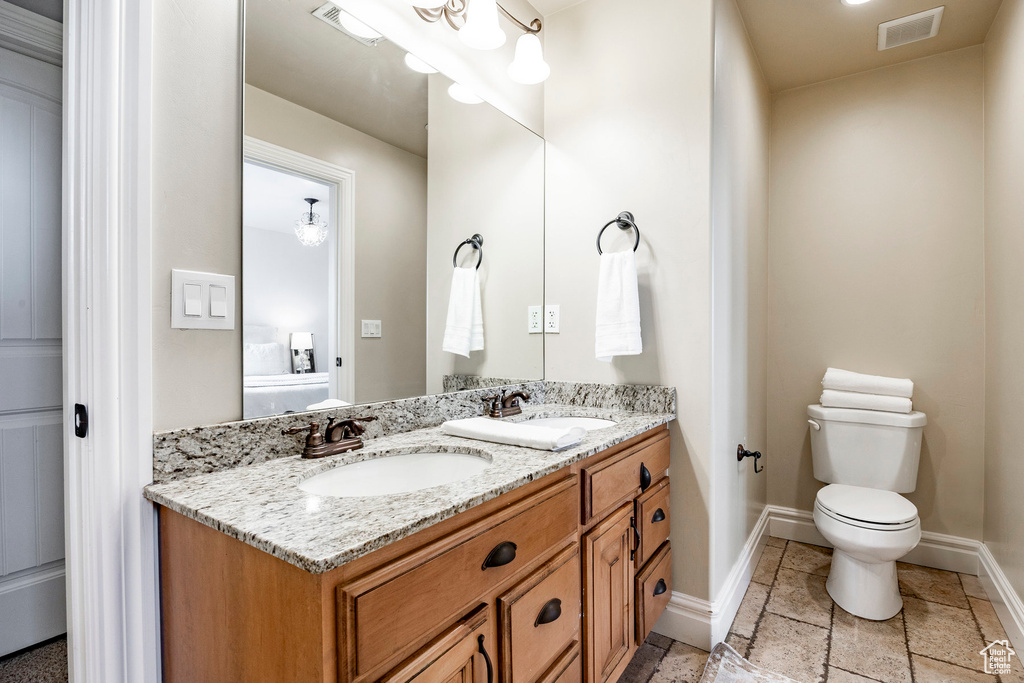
[
  {"left": 878, "top": 6, "right": 944, "bottom": 51},
  {"left": 311, "top": 2, "right": 385, "bottom": 47}
]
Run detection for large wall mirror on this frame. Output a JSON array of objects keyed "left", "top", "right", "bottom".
[{"left": 242, "top": 0, "right": 545, "bottom": 418}]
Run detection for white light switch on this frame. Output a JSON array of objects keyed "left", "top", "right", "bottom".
[
  {"left": 183, "top": 283, "right": 202, "bottom": 317},
  {"left": 209, "top": 285, "right": 227, "bottom": 318},
  {"left": 171, "top": 269, "right": 235, "bottom": 330},
  {"left": 361, "top": 320, "right": 382, "bottom": 338}
]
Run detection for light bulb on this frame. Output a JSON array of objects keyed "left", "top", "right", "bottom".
[
  {"left": 507, "top": 33, "right": 550, "bottom": 84},
  {"left": 448, "top": 82, "right": 484, "bottom": 104},
  {"left": 459, "top": 0, "right": 506, "bottom": 50},
  {"left": 404, "top": 53, "right": 438, "bottom": 74}
]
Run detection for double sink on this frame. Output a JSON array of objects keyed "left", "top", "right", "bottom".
[{"left": 298, "top": 416, "right": 616, "bottom": 499}]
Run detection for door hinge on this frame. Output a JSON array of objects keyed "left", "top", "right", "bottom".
[
  {"left": 336, "top": 357, "right": 342, "bottom": 367},
  {"left": 74, "top": 404, "right": 89, "bottom": 438}
]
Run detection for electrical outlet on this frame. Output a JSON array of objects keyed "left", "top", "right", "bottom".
[
  {"left": 528, "top": 306, "right": 542, "bottom": 334},
  {"left": 545, "top": 305, "right": 560, "bottom": 333},
  {"left": 361, "top": 320, "right": 382, "bottom": 338}
]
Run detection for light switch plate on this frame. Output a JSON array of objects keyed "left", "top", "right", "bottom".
[
  {"left": 361, "top": 320, "right": 382, "bottom": 338},
  {"left": 545, "top": 305, "right": 560, "bottom": 333},
  {"left": 171, "top": 269, "right": 235, "bottom": 330},
  {"left": 528, "top": 306, "right": 542, "bottom": 334}
]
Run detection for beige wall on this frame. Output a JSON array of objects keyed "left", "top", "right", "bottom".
[
  {"left": 152, "top": 0, "right": 242, "bottom": 430},
  {"left": 425, "top": 76, "right": 545, "bottom": 393},
  {"left": 984, "top": 0, "right": 1024, "bottom": 602},
  {"left": 767, "top": 47, "right": 986, "bottom": 539},
  {"left": 710, "top": 0, "right": 770, "bottom": 599},
  {"left": 245, "top": 85, "right": 428, "bottom": 406},
  {"left": 544, "top": 0, "right": 714, "bottom": 600}
]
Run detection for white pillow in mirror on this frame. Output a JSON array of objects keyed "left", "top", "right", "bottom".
[
  {"left": 243, "top": 342, "right": 290, "bottom": 376},
  {"left": 243, "top": 324, "right": 278, "bottom": 345}
]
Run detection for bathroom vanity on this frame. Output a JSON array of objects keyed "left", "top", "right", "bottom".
[{"left": 146, "top": 392, "right": 674, "bottom": 683}]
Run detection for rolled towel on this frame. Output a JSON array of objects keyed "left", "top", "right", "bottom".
[
  {"left": 442, "top": 267, "right": 484, "bottom": 358},
  {"left": 441, "top": 417, "right": 585, "bottom": 451},
  {"left": 822, "top": 368, "right": 913, "bottom": 399},
  {"left": 820, "top": 389, "right": 913, "bottom": 414},
  {"left": 596, "top": 250, "right": 642, "bottom": 362}
]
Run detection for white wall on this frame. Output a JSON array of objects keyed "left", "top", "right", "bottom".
[
  {"left": 709, "top": 0, "right": 770, "bottom": 601},
  {"left": 544, "top": 0, "right": 714, "bottom": 600},
  {"left": 425, "top": 74, "right": 545, "bottom": 393},
  {"left": 767, "top": 47, "right": 986, "bottom": 539},
  {"left": 984, "top": 0, "right": 1024, "bottom": 605}
]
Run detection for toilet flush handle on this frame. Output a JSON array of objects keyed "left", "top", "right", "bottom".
[{"left": 808, "top": 420, "right": 821, "bottom": 431}]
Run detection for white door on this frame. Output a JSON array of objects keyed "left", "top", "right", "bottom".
[{"left": 0, "top": 45, "right": 65, "bottom": 657}]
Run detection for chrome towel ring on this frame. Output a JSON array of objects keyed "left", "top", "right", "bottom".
[
  {"left": 596, "top": 211, "right": 640, "bottom": 255},
  {"left": 453, "top": 234, "right": 484, "bottom": 269}
]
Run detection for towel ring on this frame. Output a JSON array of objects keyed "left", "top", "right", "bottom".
[
  {"left": 596, "top": 212, "right": 640, "bottom": 255},
  {"left": 453, "top": 234, "right": 484, "bottom": 269}
]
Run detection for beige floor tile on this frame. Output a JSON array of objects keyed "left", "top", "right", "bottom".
[
  {"left": 645, "top": 632, "right": 674, "bottom": 651},
  {"left": 911, "top": 654, "right": 993, "bottom": 682},
  {"left": 752, "top": 545, "right": 785, "bottom": 585},
  {"left": 747, "top": 613, "right": 829, "bottom": 683},
  {"left": 903, "top": 596, "right": 986, "bottom": 670},
  {"left": 733, "top": 581, "right": 770, "bottom": 638},
  {"left": 780, "top": 542, "right": 832, "bottom": 577},
  {"left": 766, "top": 568, "right": 833, "bottom": 628},
  {"left": 648, "top": 642, "right": 709, "bottom": 683},
  {"left": 958, "top": 573, "right": 988, "bottom": 600},
  {"left": 829, "top": 607, "right": 911, "bottom": 683},
  {"left": 827, "top": 668, "right": 879, "bottom": 683},
  {"left": 724, "top": 633, "right": 750, "bottom": 657},
  {"left": 618, "top": 642, "right": 667, "bottom": 683},
  {"left": 766, "top": 536, "right": 787, "bottom": 549},
  {"left": 969, "top": 596, "right": 1008, "bottom": 644},
  {"left": 896, "top": 563, "right": 970, "bottom": 609}
]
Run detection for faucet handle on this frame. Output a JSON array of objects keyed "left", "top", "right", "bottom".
[{"left": 282, "top": 422, "right": 325, "bottom": 448}]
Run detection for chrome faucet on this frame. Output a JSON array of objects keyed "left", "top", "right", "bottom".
[
  {"left": 482, "top": 390, "right": 531, "bottom": 418},
  {"left": 282, "top": 415, "right": 377, "bottom": 459}
]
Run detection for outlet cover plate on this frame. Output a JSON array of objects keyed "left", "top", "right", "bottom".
[
  {"left": 528, "top": 306, "right": 542, "bottom": 334},
  {"left": 545, "top": 305, "right": 560, "bottom": 333}
]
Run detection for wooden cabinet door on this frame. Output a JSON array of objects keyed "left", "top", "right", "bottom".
[
  {"left": 382, "top": 605, "right": 493, "bottom": 683},
  {"left": 582, "top": 504, "right": 635, "bottom": 683}
]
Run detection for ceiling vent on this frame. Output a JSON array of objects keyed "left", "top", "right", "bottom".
[
  {"left": 312, "top": 2, "right": 386, "bottom": 47},
  {"left": 878, "top": 6, "right": 944, "bottom": 51}
]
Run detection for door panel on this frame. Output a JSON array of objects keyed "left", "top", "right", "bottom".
[{"left": 583, "top": 504, "right": 634, "bottom": 683}]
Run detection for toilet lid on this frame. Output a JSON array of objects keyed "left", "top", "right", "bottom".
[{"left": 816, "top": 484, "right": 918, "bottom": 526}]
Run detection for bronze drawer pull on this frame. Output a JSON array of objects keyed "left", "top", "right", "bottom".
[
  {"left": 477, "top": 635, "right": 493, "bottom": 683},
  {"left": 651, "top": 508, "right": 666, "bottom": 523},
  {"left": 481, "top": 541, "right": 517, "bottom": 570},
  {"left": 534, "top": 598, "right": 562, "bottom": 627},
  {"left": 630, "top": 517, "right": 640, "bottom": 562},
  {"left": 653, "top": 579, "right": 667, "bottom": 596},
  {"left": 640, "top": 462, "right": 652, "bottom": 492}
]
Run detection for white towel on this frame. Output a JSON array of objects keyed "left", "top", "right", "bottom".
[
  {"left": 595, "top": 250, "right": 642, "bottom": 362},
  {"left": 442, "top": 267, "right": 484, "bottom": 358},
  {"left": 820, "top": 389, "right": 913, "bottom": 414},
  {"left": 822, "top": 368, "right": 914, "bottom": 399},
  {"left": 441, "top": 417, "right": 585, "bottom": 451}
]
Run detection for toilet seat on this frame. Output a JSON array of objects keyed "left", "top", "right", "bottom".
[{"left": 815, "top": 484, "right": 919, "bottom": 531}]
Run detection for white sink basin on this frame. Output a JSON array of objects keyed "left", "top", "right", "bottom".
[
  {"left": 525, "top": 416, "right": 616, "bottom": 431},
  {"left": 299, "top": 452, "right": 491, "bottom": 498}
]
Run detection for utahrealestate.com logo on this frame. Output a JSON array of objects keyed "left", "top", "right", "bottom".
[{"left": 980, "top": 640, "right": 1016, "bottom": 676}]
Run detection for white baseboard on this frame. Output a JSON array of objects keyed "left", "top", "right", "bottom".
[
  {"left": 653, "top": 506, "right": 771, "bottom": 650},
  {"left": 654, "top": 504, "right": 1024, "bottom": 652},
  {"left": 978, "top": 544, "right": 1024, "bottom": 651}
]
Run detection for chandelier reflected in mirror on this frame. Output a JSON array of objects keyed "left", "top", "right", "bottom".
[{"left": 295, "top": 197, "right": 328, "bottom": 247}]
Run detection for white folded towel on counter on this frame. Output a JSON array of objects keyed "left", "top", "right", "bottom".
[
  {"left": 441, "top": 417, "right": 585, "bottom": 451},
  {"left": 822, "top": 368, "right": 914, "bottom": 399},
  {"left": 442, "top": 267, "right": 484, "bottom": 358},
  {"left": 596, "top": 250, "right": 642, "bottom": 362},
  {"left": 820, "top": 389, "right": 913, "bottom": 414}
]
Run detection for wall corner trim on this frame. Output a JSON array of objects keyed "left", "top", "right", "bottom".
[{"left": 979, "top": 543, "right": 1024, "bottom": 651}]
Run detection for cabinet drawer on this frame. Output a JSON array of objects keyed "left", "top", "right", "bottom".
[
  {"left": 380, "top": 604, "right": 491, "bottom": 683},
  {"left": 341, "top": 478, "right": 578, "bottom": 678},
  {"left": 499, "top": 545, "right": 580, "bottom": 683},
  {"left": 635, "top": 542, "right": 672, "bottom": 646},
  {"left": 635, "top": 478, "right": 670, "bottom": 569},
  {"left": 582, "top": 431, "right": 669, "bottom": 523},
  {"left": 539, "top": 643, "right": 582, "bottom": 683}
]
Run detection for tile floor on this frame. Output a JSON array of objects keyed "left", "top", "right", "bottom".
[{"left": 620, "top": 537, "right": 1024, "bottom": 683}]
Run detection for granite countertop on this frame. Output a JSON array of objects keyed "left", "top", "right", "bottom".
[{"left": 143, "top": 404, "right": 674, "bottom": 574}]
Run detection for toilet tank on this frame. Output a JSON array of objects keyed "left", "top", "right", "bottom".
[{"left": 807, "top": 405, "right": 927, "bottom": 493}]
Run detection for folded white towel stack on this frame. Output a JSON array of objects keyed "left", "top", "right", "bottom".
[
  {"left": 442, "top": 267, "right": 484, "bottom": 358},
  {"left": 819, "top": 368, "right": 915, "bottom": 414},
  {"left": 441, "top": 417, "right": 585, "bottom": 451},
  {"left": 595, "top": 250, "right": 642, "bottom": 362},
  {"left": 822, "top": 367, "right": 914, "bottom": 399}
]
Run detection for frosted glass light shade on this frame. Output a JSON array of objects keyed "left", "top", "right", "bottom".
[
  {"left": 402, "top": 0, "right": 447, "bottom": 7},
  {"left": 459, "top": 0, "right": 505, "bottom": 50},
  {"left": 291, "top": 332, "right": 314, "bottom": 350},
  {"left": 404, "top": 53, "right": 438, "bottom": 74},
  {"left": 507, "top": 33, "right": 550, "bottom": 84},
  {"left": 448, "top": 82, "right": 484, "bottom": 104},
  {"left": 335, "top": 11, "right": 382, "bottom": 40}
]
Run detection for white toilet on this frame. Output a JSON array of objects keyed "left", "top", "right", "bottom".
[{"left": 807, "top": 404, "right": 927, "bottom": 620}]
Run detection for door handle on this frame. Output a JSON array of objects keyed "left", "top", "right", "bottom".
[
  {"left": 477, "top": 635, "right": 493, "bottom": 683},
  {"left": 653, "top": 578, "right": 667, "bottom": 596},
  {"left": 651, "top": 508, "right": 666, "bottom": 523},
  {"left": 534, "top": 598, "right": 562, "bottom": 627},
  {"left": 640, "top": 462, "right": 651, "bottom": 491},
  {"left": 481, "top": 541, "right": 517, "bottom": 570}
]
